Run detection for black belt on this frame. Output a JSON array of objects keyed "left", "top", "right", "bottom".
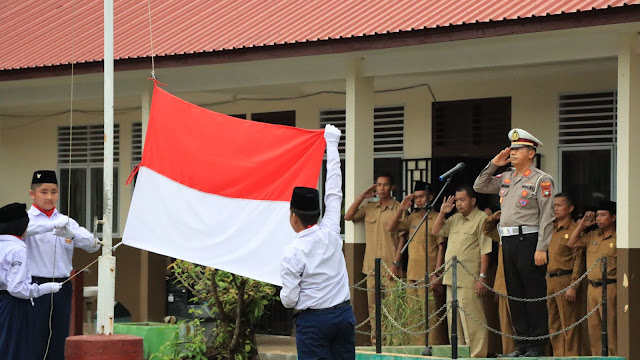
[
  {"left": 546, "top": 269, "right": 573, "bottom": 278},
  {"left": 32, "top": 276, "right": 68, "bottom": 283},
  {"left": 302, "top": 300, "right": 350, "bottom": 313},
  {"left": 589, "top": 279, "right": 617, "bottom": 287},
  {"left": 0, "top": 290, "right": 9, "bottom": 295}
]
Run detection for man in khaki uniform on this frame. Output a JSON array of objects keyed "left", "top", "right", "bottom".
[
  {"left": 432, "top": 185, "right": 492, "bottom": 358},
  {"left": 482, "top": 211, "right": 516, "bottom": 355},
  {"left": 546, "top": 193, "right": 585, "bottom": 356},
  {"left": 568, "top": 200, "right": 617, "bottom": 356},
  {"left": 474, "top": 129, "right": 554, "bottom": 357},
  {"left": 345, "top": 173, "right": 403, "bottom": 343},
  {"left": 388, "top": 181, "right": 448, "bottom": 345}
]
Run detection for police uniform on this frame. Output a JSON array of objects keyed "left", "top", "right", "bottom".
[
  {"left": 572, "top": 201, "right": 617, "bottom": 356},
  {"left": 474, "top": 129, "right": 554, "bottom": 356},
  {"left": 547, "top": 219, "right": 585, "bottom": 356},
  {"left": 351, "top": 196, "right": 402, "bottom": 341},
  {"left": 0, "top": 203, "right": 61, "bottom": 360},
  {"left": 280, "top": 125, "right": 355, "bottom": 360},
  {"left": 394, "top": 189, "right": 448, "bottom": 346},
  {"left": 441, "top": 207, "right": 492, "bottom": 358},
  {"left": 482, "top": 216, "right": 516, "bottom": 355},
  {"left": 25, "top": 171, "right": 101, "bottom": 360}
]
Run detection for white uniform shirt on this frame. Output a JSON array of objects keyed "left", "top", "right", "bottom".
[
  {"left": 280, "top": 140, "right": 350, "bottom": 310},
  {"left": 25, "top": 207, "right": 100, "bottom": 278},
  {"left": 0, "top": 234, "right": 46, "bottom": 299}
]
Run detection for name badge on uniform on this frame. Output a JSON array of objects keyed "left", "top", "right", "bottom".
[
  {"left": 522, "top": 183, "right": 535, "bottom": 191},
  {"left": 10, "top": 261, "right": 22, "bottom": 267},
  {"left": 411, "top": 225, "right": 417, "bottom": 229}
]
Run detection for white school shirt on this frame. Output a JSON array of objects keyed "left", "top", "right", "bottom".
[
  {"left": 0, "top": 234, "right": 46, "bottom": 299},
  {"left": 25, "top": 207, "right": 100, "bottom": 278},
  {"left": 279, "top": 141, "right": 350, "bottom": 310}
]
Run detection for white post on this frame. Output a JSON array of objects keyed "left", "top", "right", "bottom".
[{"left": 97, "top": 0, "right": 116, "bottom": 335}]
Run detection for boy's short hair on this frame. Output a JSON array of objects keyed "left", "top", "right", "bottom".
[
  {"left": 375, "top": 172, "right": 394, "bottom": 186},
  {"left": 291, "top": 208, "right": 320, "bottom": 228}
]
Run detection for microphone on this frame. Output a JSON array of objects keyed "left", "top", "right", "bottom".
[{"left": 439, "top": 162, "right": 465, "bottom": 181}]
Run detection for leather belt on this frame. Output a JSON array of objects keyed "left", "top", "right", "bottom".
[
  {"left": 499, "top": 225, "right": 539, "bottom": 237},
  {"left": 32, "top": 276, "right": 68, "bottom": 283},
  {"left": 546, "top": 269, "right": 572, "bottom": 278},
  {"left": 302, "top": 300, "right": 350, "bottom": 313},
  {"left": 589, "top": 279, "right": 617, "bottom": 287},
  {"left": 0, "top": 290, "right": 9, "bottom": 295}
]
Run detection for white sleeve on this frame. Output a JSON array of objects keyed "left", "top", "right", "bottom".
[
  {"left": 279, "top": 247, "right": 304, "bottom": 309},
  {"left": 24, "top": 218, "right": 54, "bottom": 237},
  {"left": 6, "top": 249, "right": 42, "bottom": 299},
  {"left": 69, "top": 218, "right": 100, "bottom": 253},
  {"left": 318, "top": 140, "right": 343, "bottom": 234}
]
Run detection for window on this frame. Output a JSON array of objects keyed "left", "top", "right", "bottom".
[
  {"left": 558, "top": 91, "right": 617, "bottom": 215},
  {"left": 58, "top": 124, "right": 120, "bottom": 234}
]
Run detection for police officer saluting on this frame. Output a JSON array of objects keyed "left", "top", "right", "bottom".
[{"left": 474, "top": 129, "right": 554, "bottom": 357}]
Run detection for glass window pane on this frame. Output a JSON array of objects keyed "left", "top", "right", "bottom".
[
  {"left": 59, "top": 168, "right": 87, "bottom": 228},
  {"left": 561, "top": 149, "right": 611, "bottom": 216},
  {"left": 90, "top": 167, "right": 119, "bottom": 234}
]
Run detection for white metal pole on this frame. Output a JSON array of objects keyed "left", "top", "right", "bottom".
[{"left": 97, "top": 0, "right": 116, "bottom": 335}]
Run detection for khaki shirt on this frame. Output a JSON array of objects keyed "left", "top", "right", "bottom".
[
  {"left": 352, "top": 199, "right": 403, "bottom": 274},
  {"left": 441, "top": 208, "right": 493, "bottom": 288},
  {"left": 473, "top": 161, "right": 554, "bottom": 252},
  {"left": 482, "top": 217, "right": 506, "bottom": 293},
  {"left": 395, "top": 211, "right": 445, "bottom": 280},
  {"left": 548, "top": 220, "right": 584, "bottom": 280},
  {"left": 575, "top": 229, "right": 616, "bottom": 281}
]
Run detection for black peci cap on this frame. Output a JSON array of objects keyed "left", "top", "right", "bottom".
[
  {"left": 0, "top": 203, "right": 29, "bottom": 237},
  {"left": 290, "top": 187, "right": 320, "bottom": 213},
  {"left": 32, "top": 170, "right": 58, "bottom": 185}
]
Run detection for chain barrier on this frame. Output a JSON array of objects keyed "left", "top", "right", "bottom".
[
  {"left": 351, "top": 259, "right": 453, "bottom": 293},
  {"left": 380, "top": 300, "right": 450, "bottom": 335},
  {"left": 457, "top": 302, "right": 602, "bottom": 341},
  {"left": 349, "top": 269, "right": 375, "bottom": 291},
  {"left": 457, "top": 257, "right": 602, "bottom": 302}
]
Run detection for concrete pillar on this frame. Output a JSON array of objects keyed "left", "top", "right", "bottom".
[
  {"left": 616, "top": 32, "right": 640, "bottom": 359},
  {"left": 343, "top": 57, "right": 374, "bottom": 344}
]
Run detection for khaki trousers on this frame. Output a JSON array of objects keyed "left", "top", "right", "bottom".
[
  {"left": 446, "top": 286, "right": 489, "bottom": 358},
  {"left": 366, "top": 275, "right": 395, "bottom": 344},
  {"left": 546, "top": 275, "right": 583, "bottom": 356},
  {"left": 587, "top": 282, "right": 617, "bottom": 356},
  {"left": 498, "top": 296, "right": 516, "bottom": 355},
  {"left": 406, "top": 282, "right": 449, "bottom": 345}
]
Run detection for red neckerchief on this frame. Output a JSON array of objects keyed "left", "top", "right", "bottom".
[
  {"left": 10, "top": 235, "right": 22, "bottom": 240},
  {"left": 33, "top": 203, "right": 55, "bottom": 218}
]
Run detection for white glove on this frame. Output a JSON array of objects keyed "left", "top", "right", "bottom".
[
  {"left": 324, "top": 124, "right": 342, "bottom": 146},
  {"left": 53, "top": 225, "right": 76, "bottom": 240},
  {"left": 53, "top": 215, "right": 70, "bottom": 229},
  {"left": 39, "top": 282, "right": 62, "bottom": 295}
]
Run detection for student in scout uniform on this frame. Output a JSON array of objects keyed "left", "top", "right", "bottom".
[
  {"left": 0, "top": 203, "right": 62, "bottom": 360},
  {"left": 280, "top": 125, "right": 355, "bottom": 360},
  {"left": 432, "top": 185, "right": 492, "bottom": 358},
  {"left": 547, "top": 193, "right": 585, "bottom": 356},
  {"left": 25, "top": 170, "right": 101, "bottom": 360},
  {"left": 345, "top": 172, "right": 403, "bottom": 343},
  {"left": 482, "top": 210, "right": 517, "bottom": 355},
  {"left": 567, "top": 200, "right": 617, "bottom": 356},
  {"left": 473, "top": 129, "right": 554, "bottom": 357},
  {"left": 387, "top": 180, "right": 448, "bottom": 345}
]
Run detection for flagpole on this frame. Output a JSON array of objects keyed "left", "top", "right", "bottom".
[{"left": 97, "top": 0, "right": 116, "bottom": 335}]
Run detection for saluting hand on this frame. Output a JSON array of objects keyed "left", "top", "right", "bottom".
[
  {"left": 492, "top": 147, "right": 512, "bottom": 167},
  {"left": 491, "top": 211, "right": 501, "bottom": 221},
  {"left": 440, "top": 195, "right": 455, "bottom": 214},
  {"left": 400, "top": 194, "right": 414, "bottom": 211},
  {"left": 361, "top": 184, "right": 377, "bottom": 199},
  {"left": 580, "top": 211, "right": 596, "bottom": 228}
]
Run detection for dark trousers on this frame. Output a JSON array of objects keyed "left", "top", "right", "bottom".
[
  {"left": 295, "top": 304, "right": 356, "bottom": 360},
  {"left": 0, "top": 292, "right": 35, "bottom": 360},
  {"left": 501, "top": 233, "right": 549, "bottom": 352},
  {"left": 32, "top": 277, "right": 72, "bottom": 360}
]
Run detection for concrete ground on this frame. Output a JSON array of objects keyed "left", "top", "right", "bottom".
[{"left": 257, "top": 334, "right": 297, "bottom": 360}]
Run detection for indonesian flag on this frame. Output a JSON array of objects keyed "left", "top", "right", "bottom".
[{"left": 122, "top": 84, "right": 326, "bottom": 285}]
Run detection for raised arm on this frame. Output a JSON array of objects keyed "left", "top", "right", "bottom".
[
  {"left": 474, "top": 147, "right": 511, "bottom": 194},
  {"left": 319, "top": 124, "right": 343, "bottom": 233},
  {"left": 567, "top": 212, "right": 594, "bottom": 248}
]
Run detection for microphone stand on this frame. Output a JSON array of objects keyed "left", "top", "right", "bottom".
[{"left": 399, "top": 176, "right": 452, "bottom": 356}]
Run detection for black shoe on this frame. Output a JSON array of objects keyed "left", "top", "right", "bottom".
[
  {"left": 497, "top": 349, "right": 526, "bottom": 358},
  {"left": 522, "top": 350, "right": 544, "bottom": 357}
]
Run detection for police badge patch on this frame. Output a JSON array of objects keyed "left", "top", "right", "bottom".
[{"left": 540, "top": 181, "right": 552, "bottom": 198}]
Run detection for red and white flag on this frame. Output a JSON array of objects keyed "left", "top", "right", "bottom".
[{"left": 123, "top": 84, "right": 326, "bottom": 285}]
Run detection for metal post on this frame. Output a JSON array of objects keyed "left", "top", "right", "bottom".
[
  {"left": 601, "top": 256, "right": 608, "bottom": 357},
  {"left": 451, "top": 256, "right": 458, "bottom": 359},
  {"left": 97, "top": 0, "right": 116, "bottom": 335},
  {"left": 375, "top": 258, "right": 382, "bottom": 353}
]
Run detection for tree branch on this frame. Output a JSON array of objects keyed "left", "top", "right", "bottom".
[
  {"left": 211, "top": 269, "right": 228, "bottom": 323},
  {"left": 228, "top": 278, "right": 247, "bottom": 353}
]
